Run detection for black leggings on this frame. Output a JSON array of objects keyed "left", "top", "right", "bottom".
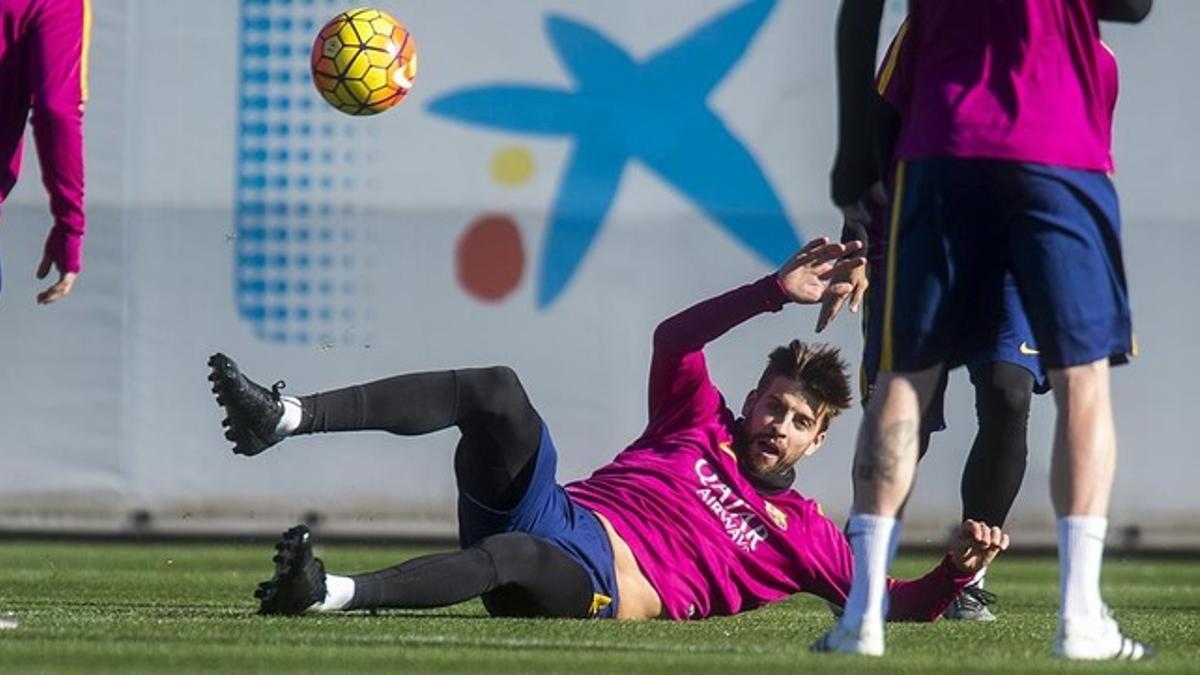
[
  {"left": 907, "top": 362, "right": 1032, "bottom": 527},
  {"left": 346, "top": 532, "right": 594, "bottom": 618},
  {"left": 960, "top": 362, "right": 1033, "bottom": 527},
  {"left": 296, "top": 366, "right": 542, "bottom": 511},
  {"left": 294, "top": 366, "right": 594, "bottom": 617}
]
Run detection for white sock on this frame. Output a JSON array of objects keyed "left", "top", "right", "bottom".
[
  {"left": 319, "top": 574, "right": 356, "bottom": 612},
  {"left": 1058, "top": 515, "right": 1107, "bottom": 622},
  {"left": 275, "top": 395, "right": 303, "bottom": 436},
  {"left": 842, "top": 513, "right": 899, "bottom": 626}
]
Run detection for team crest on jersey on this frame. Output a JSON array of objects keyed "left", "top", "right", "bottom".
[{"left": 763, "top": 501, "right": 788, "bottom": 531}]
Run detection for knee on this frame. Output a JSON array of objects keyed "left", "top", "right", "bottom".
[
  {"left": 976, "top": 365, "right": 1034, "bottom": 426},
  {"left": 992, "top": 380, "right": 1033, "bottom": 418},
  {"left": 1049, "top": 358, "right": 1109, "bottom": 395},
  {"left": 458, "top": 366, "right": 528, "bottom": 412},
  {"left": 479, "top": 366, "right": 523, "bottom": 395},
  {"left": 470, "top": 365, "right": 523, "bottom": 396}
]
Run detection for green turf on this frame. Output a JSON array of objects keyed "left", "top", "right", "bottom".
[{"left": 0, "top": 541, "right": 1196, "bottom": 674}]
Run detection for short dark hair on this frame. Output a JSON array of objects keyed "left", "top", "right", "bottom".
[{"left": 756, "top": 341, "right": 853, "bottom": 431}]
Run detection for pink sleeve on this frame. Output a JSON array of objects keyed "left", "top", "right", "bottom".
[
  {"left": 29, "top": 0, "right": 90, "bottom": 273},
  {"left": 642, "top": 276, "right": 790, "bottom": 438},
  {"left": 798, "top": 507, "right": 974, "bottom": 622}
]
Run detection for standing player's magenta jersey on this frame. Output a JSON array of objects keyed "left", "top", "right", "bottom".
[
  {"left": 872, "top": 13, "right": 1121, "bottom": 252},
  {"left": 895, "top": 0, "right": 1114, "bottom": 172},
  {"left": 566, "top": 276, "right": 974, "bottom": 621},
  {"left": 0, "top": 0, "right": 91, "bottom": 273}
]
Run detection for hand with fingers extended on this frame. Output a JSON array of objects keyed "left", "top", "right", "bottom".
[
  {"left": 949, "top": 519, "right": 1011, "bottom": 575},
  {"left": 816, "top": 260, "right": 868, "bottom": 333},
  {"left": 816, "top": 183, "right": 883, "bottom": 332},
  {"left": 775, "top": 237, "right": 865, "bottom": 306},
  {"left": 35, "top": 253, "right": 78, "bottom": 305}
]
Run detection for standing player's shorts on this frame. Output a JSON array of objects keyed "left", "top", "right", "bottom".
[
  {"left": 862, "top": 251, "right": 1048, "bottom": 438},
  {"left": 882, "top": 158, "right": 1132, "bottom": 374},
  {"left": 457, "top": 421, "right": 620, "bottom": 618}
]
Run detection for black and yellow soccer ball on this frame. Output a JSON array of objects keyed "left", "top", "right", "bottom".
[{"left": 310, "top": 7, "right": 417, "bottom": 116}]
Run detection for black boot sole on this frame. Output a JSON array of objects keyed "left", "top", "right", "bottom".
[{"left": 255, "top": 525, "right": 326, "bottom": 615}]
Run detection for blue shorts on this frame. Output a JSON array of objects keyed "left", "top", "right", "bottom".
[
  {"left": 863, "top": 258, "right": 1047, "bottom": 436},
  {"left": 457, "top": 421, "right": 619, "bottom": 618},
  {"left": 882, "top": 158, "right": 1132, "bottom": 373}
]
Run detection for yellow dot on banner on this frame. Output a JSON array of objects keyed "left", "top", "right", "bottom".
[{"left": 490, "top": 146, "right": 535, "bottom": 187}]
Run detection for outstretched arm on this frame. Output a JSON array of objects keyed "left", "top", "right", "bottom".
[
  {"left": 644, "top": 239, "right": 863, "bottom": 437},
  {"left": 28, "top": 0, "right": 90, "bottom": 304}
]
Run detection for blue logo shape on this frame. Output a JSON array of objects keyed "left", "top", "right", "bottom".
[{"left": 428, "top": 0, "right": 800, "bottom": 307}]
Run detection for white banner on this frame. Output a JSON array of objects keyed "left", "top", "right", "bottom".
[{"left": 1, "top": 0, "right": 1196, "bottom": 546}]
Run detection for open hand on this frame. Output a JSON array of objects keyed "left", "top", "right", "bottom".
[
  {"left": 816, "top": 261, "right": 868, "bottom": 333},
  {"left": 36, "top": 254, "right": 78, "bottom": 305},
  {"left": 775, "top": 237, "right": 865, "bottom": 305},
  {"left": 949, "top": 519, "right": 1010, "bottom": 575}
]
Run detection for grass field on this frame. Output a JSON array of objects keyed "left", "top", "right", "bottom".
[{"left": 0, "top": 541, "right": 1196, "bottom": 674}]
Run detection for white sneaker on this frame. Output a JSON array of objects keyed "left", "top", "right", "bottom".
[
  {"left": 810, "top": 618, "right": 885, "bottom": 656},
  {"left": 1053, "top": 608, "right": 1153, "bottom": 660}
]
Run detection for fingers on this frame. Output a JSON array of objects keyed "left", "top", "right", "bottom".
[
  {"left": 36, "top": 254, "right": 51, "bottom": 280},
  {"left": 849, "top": 275, "right": 868, "bottom": 313},
  {"left": 820, "top": 255, "right": 866, "bottom": 280},
  {"left": 816, "top": 294, "right": 846, "bottom": 333},
  {"left": 37, "top": 282, "right": 68, "bottom": 305},
  {"left": 778, "top": 238, "right": 830, "bottom": 276},
  {"left": 962, "top": 520, "right": 1010, "bottom": 551},
  {"left": 800, "top": 236, "right": 831, "bottom": 254},
  {"left": 36, "top": 273, "right": 76, "bottom": 305},
  {"left": 970, "top": 519, "right": 987, "bottom": 546},
  {"left": 805, "top": 241, "right": 864, "bottom": 267}
]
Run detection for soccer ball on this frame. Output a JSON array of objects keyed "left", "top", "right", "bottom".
[{"left": 310, "top": 7, "right": 417, "bottom": 116}]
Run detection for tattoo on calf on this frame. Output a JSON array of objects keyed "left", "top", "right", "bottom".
[{"left": 854, "top": 420, "right": 917, "bottom": 485}]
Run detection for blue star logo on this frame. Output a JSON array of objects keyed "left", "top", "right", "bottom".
[{"left": 428, "top": 0, "right": 800, "bottom": 307}]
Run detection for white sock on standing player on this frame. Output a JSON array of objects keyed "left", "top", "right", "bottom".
[
  {"left": 318, "top": 574, "right": 355, "bottom": 612},
  {"left": 841, "top": 513, "right": 898, "bottom": 626},
  {"left": 1058, "top": 515, "right": 1107, "bottom": 621},
  {"left": 275, "top": 395, "right": 303, "bottom": 436}
]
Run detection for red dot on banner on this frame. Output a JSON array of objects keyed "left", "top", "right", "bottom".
[{"left": 456, "top": 214, "right": 525, "bottom": 302}]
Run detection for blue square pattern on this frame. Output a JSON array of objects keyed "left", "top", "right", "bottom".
[{"left": 235, "top": 0, "right": 371, "bottom": 346}]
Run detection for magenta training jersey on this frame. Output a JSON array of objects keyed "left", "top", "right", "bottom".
[
  {"left": 869, "top": 15, "right": 1121, "bottom": 253},
  {"left": 0, "top": 0, "right": 90, "bottom": 273},
  {"left": 567, "top": 276, "right": 974, "bottom": 620},
  {"left": 895, "top": 0, "right": 1115, "bottom": 172}
]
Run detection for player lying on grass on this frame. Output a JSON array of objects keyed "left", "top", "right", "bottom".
[{"left": 208, "top": 237, "right": 1009, "bottom": 621}]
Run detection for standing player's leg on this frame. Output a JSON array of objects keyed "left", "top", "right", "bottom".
[
  {"left": 940, "top": 361, "right": 1034, "bottom": 621},
  {"left": 944, "top": 276, "right": 1042, "bottom": 621},
  {"left": 1003, "top": 164, "right": 1149, "bottom": 660},
  {"left": 962, "top": 362, "right": 1034, "bottom": 526},
  {"left": 816, "top": 158, "right": 1000, "bottom": 656},
  {"left": 208, "top": 357, "right": 597, "bottom": 618}
]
